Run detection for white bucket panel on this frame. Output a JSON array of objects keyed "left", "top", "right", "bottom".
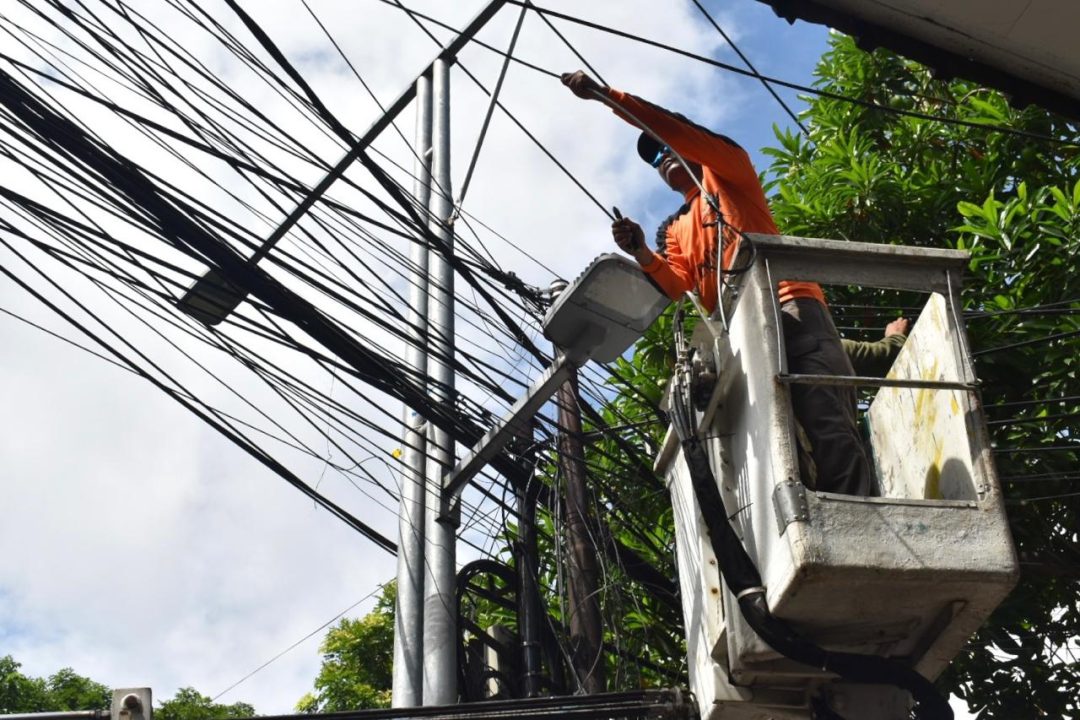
[
  {"left": 665, "top": 436, "right": 748, "bottom": 704},
  {"left": 869, "top": 293, "right": 979, "bottom": 500}
]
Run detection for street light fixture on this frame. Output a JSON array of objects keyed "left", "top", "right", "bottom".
[
  {"left": 543, "top": 253, "right": 671, "bottom": 364},
  {"left": 442, "top": 253, "right": 670, "bottom": 503}
]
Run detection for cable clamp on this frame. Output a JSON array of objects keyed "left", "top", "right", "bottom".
[{"left": 735, "top": 586, "right": 766, "bottom": 601}]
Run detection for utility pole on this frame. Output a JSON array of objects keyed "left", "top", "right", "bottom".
[
  {"left": 551, "top": 280, "right": 604, "bottom": 694},
  {"left": 422, "top": 56, "right": 458, "bottom": 706},
  {"left": 511, "top": 428, "right": 543, "bottom": 698},
  {"left": 392, "top": 71, "right": 432, "bottom": 709}
]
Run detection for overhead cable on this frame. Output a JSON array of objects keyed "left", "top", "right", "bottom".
[
  {"left": 689, "top": 0, "right": 808, "bottom": 134},
  {"left": 506, "top": 0, "right": 1076, "bottom": 146}
]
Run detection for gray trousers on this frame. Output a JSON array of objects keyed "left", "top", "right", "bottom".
[{"left": 781, "top": 298, "right": 872, "bottom": 496}]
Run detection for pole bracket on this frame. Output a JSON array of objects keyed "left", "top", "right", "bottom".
[
  {"left": 110, "top": 689, "right": 151, "bottom": 720},
  {"left": 441, "top": 355, "right": 576, "bottom": 514}
]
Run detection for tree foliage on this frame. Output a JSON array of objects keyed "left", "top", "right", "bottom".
[
  {"left": 580, "top": 307, "right": 690, "bottom": 685},
  {"left": 760, "top": 33, "right": 1080, "bottom": 719},
  {"left": 156, "top": 688, "right": 254, "bottom": 720},
  {"left": 0, "top": 656, "right": 109, "bottom": 713},
  {"left": 296, "top": 584, "right": 394, "bottom": 712},
  {"left": 0, "top": 656, "right": 254, "bottom": 720},
  {"left": 502, "top": 306, "right": 688, "bottom": 693}
]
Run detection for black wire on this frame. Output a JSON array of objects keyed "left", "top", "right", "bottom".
[
  {"left": 384, "top": 0, "right": 614, "bottom": 220},
  {"left": 688, "top": 0, "right": 809, "bottom": 135},
  {"left": 3, "top": 66, "right": 527, "bottom": 433},
  {"left": 1, "top": 122, "right": 514, "bottom": 535},
  {"left": 986, "top": 393, "right": 1080, "bottom": 411},
  {"left": 0, "top": 1, "right": 574, "bottom": 574},
  {"left": 509, "top": 0, "right": 1076, "bottom": 146},
  {"left": 2, "top": 201, "right": 410, "bottom": 501},
  {"left": 974, "top": 328, "right": 1080, "bottom": 356},
  {"left": 993, "top": 445, "right": 1080, "bottom": 455},
  {"left": 0, "top": 303, "right": 133, "bottom": 373},
  {"left": 0, "top": 232, "right": 399, "bottom": 554},
  {"left": 524, "top": 0, "right": 606, "bottom": 85},
  {"left": 4, "top": 216, "right": 511, "bottom": 542},
  {"left": 1007, "top": 490, "right": 1080, "bottom": 505},
  {"left": 1002, "top": 472, "right": 1080, "bottom": 483},
  {"left": 987, "top": 412, "right": 1080, "bottom": 427},
  {"left": 0, "top": 299, "right": 404, "bottom": 486},
  {"left": 221, "top": 0, "right": 550, "bottom": 371}
]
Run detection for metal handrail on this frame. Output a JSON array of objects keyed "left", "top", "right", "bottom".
[{"left": 777, "top": 373, "right": 977, "bottom": 391}]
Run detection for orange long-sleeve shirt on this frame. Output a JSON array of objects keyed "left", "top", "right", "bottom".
[{"left": 607, "top": 89, "right": 825, "bottom": 313}]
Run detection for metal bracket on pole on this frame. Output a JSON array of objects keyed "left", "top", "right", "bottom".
[
  {"left": 441, "top": 354, "right": 576, "bottom": 514},
  {"left": 110, "top": 689, "right": 151, "bottom": 720}
]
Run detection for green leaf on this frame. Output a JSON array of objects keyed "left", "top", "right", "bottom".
[{"left": 957, "top": 201, "right": 984, "bottom": 218}]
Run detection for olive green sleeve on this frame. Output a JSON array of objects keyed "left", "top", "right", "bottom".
[{"left": 841, "top": 333, "right": 907, "bottom": 378}]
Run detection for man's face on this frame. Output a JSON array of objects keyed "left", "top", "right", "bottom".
[{"left": 655, "top": 150, "right": 700, "bottom": 193}]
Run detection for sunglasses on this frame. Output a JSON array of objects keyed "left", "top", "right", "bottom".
[{"left": 650, "top": 145, "right": 671, "bottom": 168}]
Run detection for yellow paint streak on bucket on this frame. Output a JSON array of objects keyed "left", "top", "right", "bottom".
[
  {"left": 924, "top": 440, "right": 945, "bottom": 499},
  {"left": 914, "top": 358, "right": 940, "bottom": 418}
]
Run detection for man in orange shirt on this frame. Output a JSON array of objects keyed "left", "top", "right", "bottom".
[{"left": 562, "top": 70, "right": 870, "bottom": 496}]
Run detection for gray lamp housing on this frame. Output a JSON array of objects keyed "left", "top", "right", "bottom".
[{"left": 543, "top": 254, "right": 671, "bottom": 364}]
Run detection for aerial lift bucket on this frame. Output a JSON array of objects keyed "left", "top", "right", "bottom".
[{"left": 655, "top": 235, "right": 1018, "bottom": 719}]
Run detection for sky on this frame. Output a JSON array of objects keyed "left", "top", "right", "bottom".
[{"left": 0, "top": 1, "right": 976, "bottom": 718}]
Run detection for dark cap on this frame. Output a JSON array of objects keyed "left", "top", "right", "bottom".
[{"left": 636, "top": 131, "right": 664, "bottom": 164}]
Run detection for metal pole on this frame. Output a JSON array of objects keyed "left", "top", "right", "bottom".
[
  {"left": 239, "top": 0, "right": 507, "bottom": 264},
  {"left": 556, "top": 365, "right": 604, "bottom": 693},
  {"left": 393, "top": 72, "right": 433, "bottom": 709},
  {"left": 422, "top": 56, "right": 458, "bottom": 705},
  {"left": 513, "top": 434, "right": 543, "bottom": 698}
]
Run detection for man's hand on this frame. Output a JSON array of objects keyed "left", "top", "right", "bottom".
[
  {"left": 884, "top": 317, "right": 911, "bottom": 337},
  {"left": 612, "top": 216, "right": 652, "bottom": 264},
  {"left": 561, "top": 70, "right": 604, "bottom": 100}
]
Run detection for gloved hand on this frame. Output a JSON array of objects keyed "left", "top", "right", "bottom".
[
  {"left": 612, "top": 216, "right": 653, "bottom": 265},
  {"left": 560, "top": 70, "right": 605, "bottom": 100}
]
